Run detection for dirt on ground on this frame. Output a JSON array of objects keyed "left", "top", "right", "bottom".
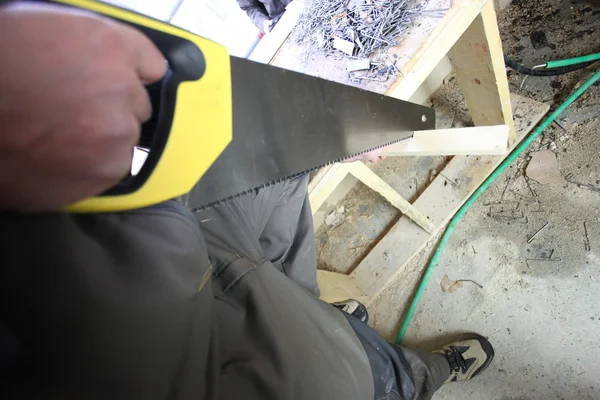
[{"left": 316, "top": 0, "right": 600, "bottom": 398}]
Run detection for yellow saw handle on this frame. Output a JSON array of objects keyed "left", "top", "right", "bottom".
[{"left": 48, "top": 0, "right": 232, "bottom": 212}]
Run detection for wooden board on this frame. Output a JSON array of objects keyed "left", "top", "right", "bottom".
[
  {"left": 317, "top": 94, "right": 549, "bottom": 304},
  {"left": 386, "top": 0, "right": 485, "bottom": 100},
  {"left": 382, "top": 125, "right": 509, "bottom": 156},
  {"left": 308, "top": 163, "right": 352, "bottom": 212},
  {"left": 271, "top": 0, "right": 485, "bottom": 98},
  {"left": 318, "top": 270, "right": 367, "bottom": 303},
  {"left": 447, "top": 0, "right": 516, "bottom": 143},
  {"left": 347, "top": 162, "right": 434, "bottom": 233},
  {"left": 307, "top": 0, "right": 514, "bottom": 228}
]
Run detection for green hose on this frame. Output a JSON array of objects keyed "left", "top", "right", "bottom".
[
  {"left": 395, "top": 68, "right": 600, "bottom": 345},
  {"left": 546, "top": 52, "right": 600, "bottom": 69}
]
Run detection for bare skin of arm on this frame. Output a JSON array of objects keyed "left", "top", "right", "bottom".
[{"left": 0, "top": 3, "right": 166, "bottom": 211}]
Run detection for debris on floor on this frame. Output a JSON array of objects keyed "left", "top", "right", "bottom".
[
  {"left": 295, "top": 0, "right": 430, "bottom": 58},
  {"left": 441, "top": 275, "right": 463, "bottom": 293},
  {"left": 565, "top": 172, "right": 600, "bottom": 194},
  {"left": 294, "top": 0, "right": 436, "bottom": 83},
  {"left": 525, "top": 150, "right": 563, "bottom": 184},
  {"left": 526, "top": 221, "right": 549, "bottom": 243},
  {"left": 529, "top": 30, "right": 548, "bottom": 50},
  {"left": 325, "top": 205, "right": 346, "bottom": 226},
  {"left": 333, "top": 36, "right": 355, "bottom": 55},
  {"left": 347, "top": 58, "right": 371, "bottom": 72},
  {"left": 315, "top": 0, "right": 600, "bottom": 398},
  {"left": 441, "top": 275, "right": 484, "bottom": 293}
]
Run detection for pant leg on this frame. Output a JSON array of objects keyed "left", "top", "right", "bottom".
[
  {"left": 256, "top": 178, "right": 449, "bottom": 397},
  {"left": 391, "top": 346, "right": 450, "bottom": 400},
  {"left": 257, "top": 175, "right": 319, "bottom": 297},
  {"left": 343, "top": 314, "right": 449, "bottom": 400},
  {"left": 193, "top": 177, "right": 448, "bottom": 400},
  {"left": 194, "top": 176, "right": 314, "bottom": 285},
  {"left": 193, "top": 181, "right": 375, "bottom": 400},
  {"left": 192, "top": 175, "right": 318, "bottom": 296},
  {"left": 0, "top": 203, "right": 215, "bottom": 399}
]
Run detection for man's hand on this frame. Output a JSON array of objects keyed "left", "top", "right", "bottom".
[{"left": 0, "top": 3, "right": 166, "bottom": 211}]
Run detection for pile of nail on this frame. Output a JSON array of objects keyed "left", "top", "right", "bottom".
[{"left": 295, "top": 0, "right": 430, "bottom": 59}]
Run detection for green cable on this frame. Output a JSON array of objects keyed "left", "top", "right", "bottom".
[
  {"left": 546, "top": 52, "right": 600, "bottom": 69},
  {"left": 395, "top": 68, "right": 600, "bottom": 345}
]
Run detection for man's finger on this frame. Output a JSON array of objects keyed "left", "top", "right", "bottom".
[
  {"left": 118, "top": 23, "right": 167, "bottom": 84},
  {"left": 130, "top": 78, "right": 153, "bottom": 123},
  {"left": 93, "top": 113, "right": 140, "bottom": 181}
]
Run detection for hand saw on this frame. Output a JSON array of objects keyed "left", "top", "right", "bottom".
[{"left": 50, "top": 0, "right": 434, "bottom": 212}]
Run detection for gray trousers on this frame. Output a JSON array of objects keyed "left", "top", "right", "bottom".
[
  {"left": 192, "top": 174, "right": 449, "bottom": 400},
  {"left": 0, "top": 175, "right": 448, "bottom": 399}
]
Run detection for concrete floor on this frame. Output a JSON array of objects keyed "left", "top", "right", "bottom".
[{"left": 318, "top": 0, "right": 600, "bottom": 398}]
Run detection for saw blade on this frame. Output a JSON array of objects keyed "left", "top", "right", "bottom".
[{"left": 186, "top": 57, "right": 435, "bottom": 210}]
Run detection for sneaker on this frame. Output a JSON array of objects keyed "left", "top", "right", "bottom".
[
  {"left": 331, "top": 299, "right": 369, "bottom": 323},
  {"left": 436, "top": 334, "right": 495, "bottom": 383}
]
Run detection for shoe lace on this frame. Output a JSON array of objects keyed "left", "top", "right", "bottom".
[{"left": 445, "top": 348, "right": 467, "bottom": 374}]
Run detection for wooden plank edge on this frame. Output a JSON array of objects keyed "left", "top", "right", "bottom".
[
  {"left": 347, "top": 162, "right": 434, "bottom": 233},
  {"left": 480, "top": 0, "right": 516, "bottom": 144},
  {"left": 385, "top": 0, "right": 485, "bottom": 100},
  {"left": 317, "top": 270, "right": 367, "bottom": 303},
  {"left": 308, "top": 165, "right": 333, "bottom": 194},
  {"left": 447, "top": 0, "right": 516, "bottom": 146},
  {"left": 309, "top": 163, "right": 351, "bottom": 214},
  {"left": 381, "top": 125, "right": 509, "bottom": 156}
]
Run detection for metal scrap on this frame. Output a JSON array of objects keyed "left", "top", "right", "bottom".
[
  {"left": 527, "top": 222, "right": 549, "bottom": 244},
  {"left": 565, "top": 173, "right": 600, "bottom": 195},
  {"left": 441, "top": 275, "right": 483, "bottom": 293},
  {"left": 525, "top": 176, "right": 538, "bottom": 198},
  {"left": 500, "top": 175, "right": 512, "bottom": 200},
  {"left": 525, "top": 248, "right": 561, "bottom": 268},
  {"left": 333, "top": 36, "right": 355, "bottom": 55},
  {"left": 347, "top": 58, "right": 371, "bottom": 71},
  {"left": 584, "top": 221, "right": 591, "bottom": 252},
  {"left": 348, "top": 59, "right": 399, "bottom": 82},
  {"left": 487, "top": 203, "right": 529, "bottom": 224},
  {"left": 295, "top": 0, "right": 432, "bottom": 60}
]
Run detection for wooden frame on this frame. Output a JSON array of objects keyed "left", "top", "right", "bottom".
[
  {"left": 265, "top": 0, "right": 548, "bottom": 304},
  {"left": 293, "top": 0, "right": 517, "bottom": 229},
  {"left": 317, "top": 94, "right": 548, "bottom": 304}
]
